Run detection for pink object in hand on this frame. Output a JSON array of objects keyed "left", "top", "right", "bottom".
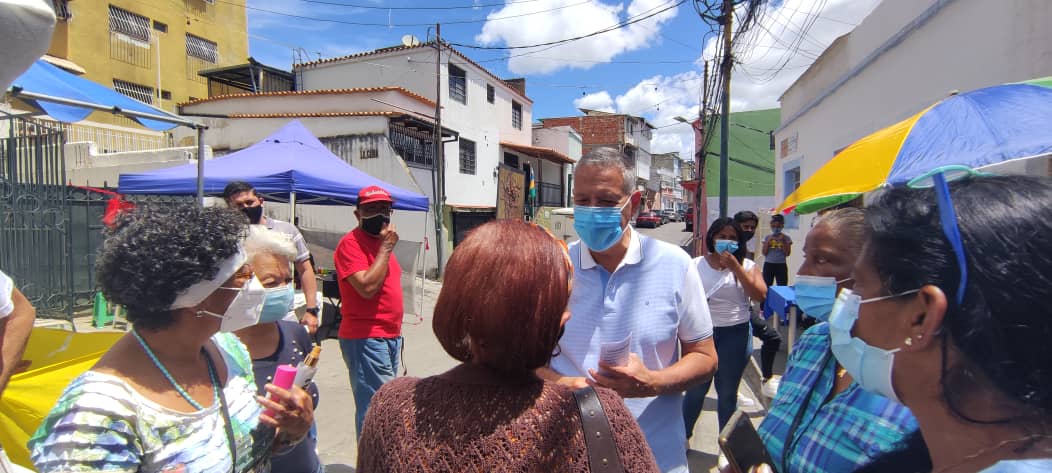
[{"left": 263, "top": 364, "right": 297, "bottom": 417}]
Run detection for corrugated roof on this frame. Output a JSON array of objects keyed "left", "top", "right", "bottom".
[
  {"left": 295, "top": 41, "right": 533, "bottom": 104},
  {"left": 178, "top": 87, "right": 435, "bottom": 108}
]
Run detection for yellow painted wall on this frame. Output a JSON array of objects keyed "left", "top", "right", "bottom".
[{"left": 47, "top": 0, "right": 247, "bottom": 117}]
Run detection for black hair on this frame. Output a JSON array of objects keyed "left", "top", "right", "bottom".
[
  {"left": 770, "top": 213, "right": 785, "bottom": 224},
  {"left": 222, "top": 180, "right": 257, "bottom": 201},
  {"left": 95, "top": 203, "right": 249, "bottom": 330},
  {"left": 733, "top": 210, "right": 759, "bottom": 225},
  {"left": 705, "top": 217, "right": 747, "bottom": 262},
  {"left": 864, "top": 174, "right": 1052, "bottom": 423}
]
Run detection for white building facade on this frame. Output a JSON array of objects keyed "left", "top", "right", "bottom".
[{"left": 774, "top": 0, "right": 1052, "bottom": 276}]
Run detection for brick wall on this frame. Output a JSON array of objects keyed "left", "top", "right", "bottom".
[{"left": 541, "top": 116, "right": 624, "bottom": 152}]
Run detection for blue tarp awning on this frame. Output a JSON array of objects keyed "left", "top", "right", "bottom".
[
  {"left": 9, "top": 60, "right": 192, "bottom": 131},
  {"left": 118, "top": 120, "right": 430, "bottom": 211}
]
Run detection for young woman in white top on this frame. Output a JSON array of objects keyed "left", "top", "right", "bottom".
[{"left": 683, "top": 217, "right": 767, "bottom": 437}]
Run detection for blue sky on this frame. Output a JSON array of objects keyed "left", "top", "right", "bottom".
[{"left": 246, "top": 0, "right": 881, "bottom": 159}]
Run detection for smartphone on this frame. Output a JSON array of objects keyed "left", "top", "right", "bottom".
[{"left": 718, "top": 409, "right": 778, "bottom": 473}]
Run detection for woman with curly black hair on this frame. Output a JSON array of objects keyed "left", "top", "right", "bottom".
[
  {"left": 28, "top": 203, "right": 314, "bottom": 473},
  {"left": 831, "top": 174, "right": 1052, "bottom": 472}
]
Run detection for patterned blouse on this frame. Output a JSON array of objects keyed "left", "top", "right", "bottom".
[
  {"left": 29, "top": 333, "right": 274, "bottom": 473},
  {"left": 757, "top": 323, "right": 920, "bottom": 473}
]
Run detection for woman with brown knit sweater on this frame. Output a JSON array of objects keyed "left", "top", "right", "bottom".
[{"left": 356, "top": 220, "right": 659, "bottom": 472}]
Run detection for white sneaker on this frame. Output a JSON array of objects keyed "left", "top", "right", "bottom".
[
  {"left": 762, "top": 376, "right": 782, "bottom": 399},
  {"left": 738, "top": 392, "right": 756, "bottom": 408}
]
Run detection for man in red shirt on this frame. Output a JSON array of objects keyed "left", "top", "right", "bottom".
[{"left": 334, "top": 185, "right": 403, "bottom": 437}]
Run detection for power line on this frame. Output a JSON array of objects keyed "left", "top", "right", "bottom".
[
  {"left": 446, "top": 0, "right": 685, "bottom": 49},
  {"left": 300, "top": 0, "right": 545, "bottom": 10},
  {"left": 226, "top": 0, "right": 594, "bottom": 27}
]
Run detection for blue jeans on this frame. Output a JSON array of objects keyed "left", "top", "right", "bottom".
[
  {"left": 683, "top": 321, "right": 753, "bottom": 436},
  {"left": 340, "top": 336, "right": 402, "bottom": 436}
]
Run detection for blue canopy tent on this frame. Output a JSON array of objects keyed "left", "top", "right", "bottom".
[{"left": 118, "top": 120, "right": 430, "bottom": 214}]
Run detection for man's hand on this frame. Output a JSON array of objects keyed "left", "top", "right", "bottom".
[
  {"left": 589, "top": 353, "right": 659, "bottom": 398},
  {"left": 301, "top": 312, "right": 318, "bottom": 335},
  {"left": 380, "top": 224, "right": 399, "bottom": 252},
  {"left": 536, "top": 367, "right": 589, "bottom": 390}
]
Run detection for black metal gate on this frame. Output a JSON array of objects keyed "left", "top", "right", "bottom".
[{"left": 0, "top": 118, "right": 75, "bottom": 321}]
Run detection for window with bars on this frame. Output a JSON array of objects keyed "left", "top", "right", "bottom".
[
  {"left": 512, "top": 101, "right": 523, "bottom": 130},
  {"left": 113, "top": 79, "right": 153, "bottom": 104},
  {"left": 459, "top": 139, "right": 476, "bottom": 175},
  {"left": 389, "top": 125, "right": 435, "bottom": 168},
  {"left": 52, "top": 0, "right": 72, "bottom": 20},
  {"left": 487, "top": 84, "right": 495, "bottom": 104},
  {"left": 108, "top": 5, "right": 150, "bottom": 43},
  {"left": 186, "top": 34, "right": 218, "bottom": 63},
  {"left": 186, "top": 34, "right": 218, "bottom": 82},
  {"left": 448, "top": 64, "right": 466, "bottom": 104}
]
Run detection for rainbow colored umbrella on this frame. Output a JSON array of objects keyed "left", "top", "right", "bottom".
[{"left": 778, "top": 77, "right": 1052, "bottom": 214}]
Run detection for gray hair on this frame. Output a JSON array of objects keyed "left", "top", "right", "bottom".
[
  {"left": 577, "top": 147, "right": 636, "bottom": 195},
  {"left": 243, "top": 225, "right": 297, "bottom": 262},
  {"left": 813, "top": 207, "right": 866, "bottom": 256}
]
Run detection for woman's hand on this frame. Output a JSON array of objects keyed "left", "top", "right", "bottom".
[
  {"left": 719, "top": 251, "right": 742, "bottom": 272},
  {"left": 257, "top": 384, "right": 314, "bottom": 445}
]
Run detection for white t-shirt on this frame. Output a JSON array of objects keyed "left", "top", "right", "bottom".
[
  {"left": 695, "top": 257, "right": 756, "bottom": 327},
  {"left": 0, "top": 271, "right": 14, "bottom": 319}
]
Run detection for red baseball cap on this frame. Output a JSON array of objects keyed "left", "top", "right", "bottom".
[{"left": 358, "top": 185, "right": 393, "bottom": 205}]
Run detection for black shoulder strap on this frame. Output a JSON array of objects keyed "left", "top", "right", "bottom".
[
  {"left": 573, "top": 386, "right": 625, "bottom": 473},
  {"left": 203, "top": 348, "right": 238, "bottom": 473}
]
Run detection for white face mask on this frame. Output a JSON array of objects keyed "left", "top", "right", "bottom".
[{"left": 198, "top": 276, "right": 266, "bottom": 332}]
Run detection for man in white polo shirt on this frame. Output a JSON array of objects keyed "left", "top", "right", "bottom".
[{"left": 539, "top": 147, "right": 718, "bottom": 472}]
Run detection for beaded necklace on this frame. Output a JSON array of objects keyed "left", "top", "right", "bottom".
[{"left": 131, "top": 328, "right": 218, "bottom": 410}]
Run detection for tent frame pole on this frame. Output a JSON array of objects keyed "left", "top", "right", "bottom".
[
  {"left": 290, "top": 191, "right": 297, "bottom": 226},
  {"left": 10, "top": 88, "right": 198, "bottom": 128},
  {"left": 196, "top": 127, "right": 205, "bottom": 205}
]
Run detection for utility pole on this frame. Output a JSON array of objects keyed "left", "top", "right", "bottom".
[
  {"left": 433, "top": 23, "right": 445, "bottom": 277},
  {"left": 718, "top": 0, "right": 733, "bottom": 218},
  {"left": 693, "top": 61, "right": 709, "bottom": 257}
]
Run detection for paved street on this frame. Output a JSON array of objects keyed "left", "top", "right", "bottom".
[{"left": 313, "top": 219, "right": 768, "bottom": 472}]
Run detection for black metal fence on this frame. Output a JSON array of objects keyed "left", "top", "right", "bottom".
[{"left": 1, "top": 119, "right": 75, "bottom": 320}]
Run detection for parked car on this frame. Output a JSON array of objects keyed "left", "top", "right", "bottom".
[
  {"left": 661, "top": 209, "right": 680, "bottom": 222},
  {"left": 636, "top": 212, "right": 662, "bottom": 228},
  {"left": 684, "top": 207, "right": 694, "bottom": 232}
]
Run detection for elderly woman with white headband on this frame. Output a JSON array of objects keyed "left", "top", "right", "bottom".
[
  {"left": 235, "top": 225, "right": 322, "bottom": 473},
  {"left": 29, "top": 204, "right": 314, "bottom": 473}
]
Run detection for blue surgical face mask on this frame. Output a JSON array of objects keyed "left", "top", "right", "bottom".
[
  {"left": 828, "top": 288, "right": 918, "bottom": 403},
  {"left": 793, "top": 275, "right": 851, "bottom": 322},
  {"left": 259, "top": 284, "right": 294, "bottom": 323},
  {"left": 714, "top": 239, "right": 739, "bottom": 254},
  {"left": 574, "top": 198, "right": 629, "bottom": 252},
  {"left": 771, "top": 227, "right": 783, "bottom": 235}
]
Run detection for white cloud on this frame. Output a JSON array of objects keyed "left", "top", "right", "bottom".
[
  {"left": 573, "top": 91, "right": 616, "bottom": 112},
  {"left": 583, "top": 0, "right": 881, "bottom": 164},
  {"left": 475, "top": 0, "right": 679, "bottom": 75}
]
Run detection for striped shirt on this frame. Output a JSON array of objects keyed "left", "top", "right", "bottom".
[
  {"left": 29, "top": 333, "right": 273, "bottom": 473},
  {"left": 757, "top": 323, "right": 920, "bottom": 473}
]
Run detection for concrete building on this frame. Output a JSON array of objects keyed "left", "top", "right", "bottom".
[
  {"left": 293, "top": 42, "right": 574, "bottom": 267},
  {"left": 177, "top": 86, "right": 451, "bottom": 275},
  {"left": 539, "top": 109, "right": 654, "bottom": 205},
  {"left": 702, "top": 108, "right": 779, "bottom": 224},
  {"left": 44, "top": 0, "right": 247, "bottom": 114},
  {"left": 774, "top": 0, "right": 1052, "bottom": 276},
  {"left": 529, "top": 125, "right": 582, "bottom": 231},
  {"left": 651, "top": 152, "right": 686, "bottom": 212}
]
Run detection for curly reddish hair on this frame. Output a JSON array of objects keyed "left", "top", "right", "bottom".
[{"left": 433, "top": 220, "right": 572, "bottom": 375}]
